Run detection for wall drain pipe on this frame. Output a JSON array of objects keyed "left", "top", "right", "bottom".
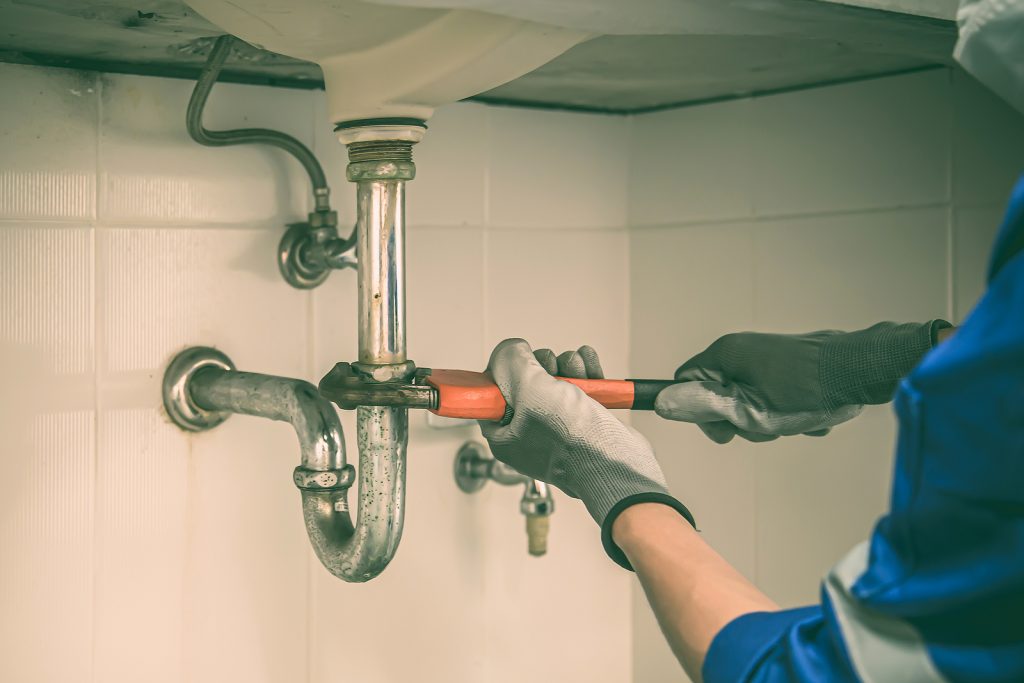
[{"left": 163, "top": 346, "right": 405, "bottom": 582}]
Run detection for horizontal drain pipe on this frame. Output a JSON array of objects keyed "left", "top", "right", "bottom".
[{"left": 162, "top": 346, "right": 405, "bottom": 582}]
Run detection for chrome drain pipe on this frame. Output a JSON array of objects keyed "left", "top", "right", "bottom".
[
  {"left": 162, "top": 346, "right": 404, "bottom": 582},
  {"left": 163, "top": 125, "right": 423, "bottom": 582}
]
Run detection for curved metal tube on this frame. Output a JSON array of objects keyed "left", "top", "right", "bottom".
[
  {"left": 186, "top": 366, "right": 406, "bottom": 582},
  {"left": 187, "top": 35, "right": 331, "bottom": 211},
  {"left": 190, "top": 367, "right": 344, "bottom": 471},
  {"left": 301, "top": 406, "right": 407, "bottom": 582}
]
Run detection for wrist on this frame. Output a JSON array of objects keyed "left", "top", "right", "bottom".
[
  {"left": 601, "top": 493, "right": 696, "bottom": 571},
  {"left": 614, "top": 502, "right": 697, "bottom": 548},
  {"left": 821, "top": 319, "right": 951, "bottom": 409}
]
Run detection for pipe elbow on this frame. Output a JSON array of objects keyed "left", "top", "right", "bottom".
[
  {"left": 167, "top": 350, "right": 407, "bottom": 583},
  {"left": 299, "top": 406, "right": 408, "bottom": 583}
]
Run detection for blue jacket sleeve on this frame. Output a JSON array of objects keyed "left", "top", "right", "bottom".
[{"left": 703, "top": 604, "right": 859, "bottom": 683}]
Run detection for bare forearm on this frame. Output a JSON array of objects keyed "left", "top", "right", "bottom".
[{"left": 613, "top": 503, "right": 778, "bottom": 682}]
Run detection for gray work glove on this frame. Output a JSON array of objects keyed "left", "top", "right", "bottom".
[
  {"left": 479, "top": 339, "right": 694, "bottom": 569},
  {"left": 655, "top": 320, "right": 951, "bottom": 444}
]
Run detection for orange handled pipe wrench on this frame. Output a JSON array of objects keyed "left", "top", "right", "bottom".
[{"left": 318, "top": 362, "right": 679, "bottom": 421}]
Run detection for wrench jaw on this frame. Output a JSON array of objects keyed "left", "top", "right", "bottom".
[{"left": 318, "top": 361, "right": 437, "bottom": 411}]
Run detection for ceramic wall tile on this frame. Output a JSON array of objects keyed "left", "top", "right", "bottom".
[
  {"left": 749, "top": 70, "right": 951, "bottom": 216},
  {"left": 0, "top": 227, "right": 96, "bottom": 677},
  {"left": 94, "top": 408, "right": 188, "bottom": 683},
  {"left": 952, "top": 69, "right": 1024, "bottom": 207},
  {"left": 629, "top": 98, "right": 754, "bottom": 227},
  {"left": 954, "top": 205, "right": 1005, "bottom": 321},
  {"left": 488, "top": 107, "right": 629, "bottom": 229},
  {"left": 0, "top": 65, "right": 97, "bottom": 221},
  {"left": 100, "top": 74, "right": 314, "bottom": 225},
  {"left": 484, "top": 228, "right": 630, "bottom": 377},
  {"left": 752, "top": 207, "right": 950, "bottom": 330},
  {"left": 96, "top": 225, "right": 310, "bottom": 679},
  {"left": 407, "top": 103, "right": 489, "bottom": 227}
]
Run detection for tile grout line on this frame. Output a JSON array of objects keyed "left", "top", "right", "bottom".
[
  {"left": 629, "top": 200, "right": 953, "bottom": 233},
  {"left": 479, "top": 103, "right": 492, "bottom": 683},
  {"left": 946, "top": 71, "right": 957, "bottom": 322},
  {"left": 90, "top": 70, "right": 102, "bottom": 683},
  {"left": 305, "top": 89, "right": 317, "bottom": 683}
]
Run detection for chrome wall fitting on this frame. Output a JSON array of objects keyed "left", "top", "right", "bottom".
[
  {"left": 162, "top": 346, "right": 235, "bottom": 431},
  {"left": 278, "top": 214, "right": 358, "bottom": 290},
  {"left": 454, "top": 441, "right": 555, "bottom": 557}
]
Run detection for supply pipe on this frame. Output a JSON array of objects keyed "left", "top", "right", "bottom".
[
  {"left": 188, "top": 34, "right": 358, "bottom": 290},
  {"left": 187, "top": 35, "right": 331, "bottom": 212}
]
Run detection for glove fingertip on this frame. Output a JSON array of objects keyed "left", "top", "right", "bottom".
[
  {"left": 577, "top": 345, "right": 605, "bottom": 379},
  {"left": 533, "top": 348, "right": 558, "bottom": 375},
  {"left": 556, "top": 349, "right": 588, "bottom": 379},
  {"left": 653, "top": 382, "right": 720, "bottom": 422},
  {"left": 737, "top": 431, "right": 779, "bottom": 443},
  {"left": 699, "top": 421, "right": 737, "bottom": 444}
]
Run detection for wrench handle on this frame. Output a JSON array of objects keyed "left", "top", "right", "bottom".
[{"left": 426, "top": 370, "right": 677, "bottom": 421}]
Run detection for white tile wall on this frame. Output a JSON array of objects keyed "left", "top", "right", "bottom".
[
  {"left": 628, "top": 99, "right": 754, "bottom": 227},
  {"left": 954, "top": 205, "right": 1005, "bottom": 321},
  {"left": 747, "top": 70, "right": 952, "bottom": 217},
  {"left": 628, "top": 67, "right": 1024, "bottom": 683},
  {"left": 0, "top": 223, "right": 94, "bottom": 682},
  {"left": 0, "top": 68, "right": 97, "bottom": 221},
  {"left": 952, "top": 69, "right": 1024, "bottom": 207},
  {"left": 0, "top": 62, "right": 631, "bottom": 683},
  {"left": 99, "top": 74, "right": 314, "bottom": 226},
  {"left": 488, "top": 107, "right": 629, "bottom": 230}
]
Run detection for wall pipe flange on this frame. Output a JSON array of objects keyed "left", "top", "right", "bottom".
[
  {"left": 454, "top": 441, "right": 491, "bottom": 493},
  {"left": 162, "top": 346, "right": 235, "bottom": 431}
]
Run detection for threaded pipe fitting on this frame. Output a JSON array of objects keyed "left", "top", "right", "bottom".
[{"left": 347, "top": 140, "right": 414, "bottom": 163}]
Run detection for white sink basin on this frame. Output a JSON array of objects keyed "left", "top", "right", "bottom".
[{"left": 186, "top": 0, "right": 588, "bottom": 127}]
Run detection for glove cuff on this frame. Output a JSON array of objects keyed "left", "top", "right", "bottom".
[
  {"left": 821, "top": 319, "right": 952, "bottom": 411},
  {"left": 600, "top": 493, "right": 697, "bottom": 571}
]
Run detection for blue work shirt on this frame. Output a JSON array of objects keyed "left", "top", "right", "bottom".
[{"left": 703, "top": 176, "right": 1024, "bottom": 683}]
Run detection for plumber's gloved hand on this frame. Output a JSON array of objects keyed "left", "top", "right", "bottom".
[
  {"left": 479, "top": 338, "right": 694, "bottom": 569},
  {"left": 655, "top": 320, "right": 951, "bottom": 443}
]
